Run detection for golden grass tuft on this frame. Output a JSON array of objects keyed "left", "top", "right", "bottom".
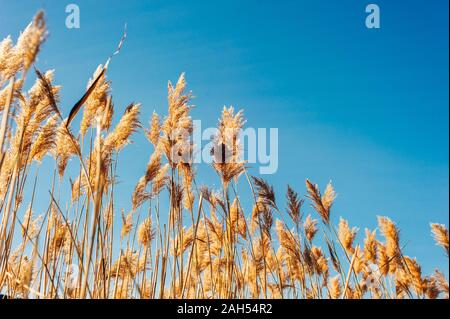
[{"left": 0, "top": 11, "right": 447, "bottom": 300}]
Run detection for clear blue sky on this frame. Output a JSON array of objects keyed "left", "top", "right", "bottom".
[{"left": 1, "top": 0, "right": 448, "bottom": 275}]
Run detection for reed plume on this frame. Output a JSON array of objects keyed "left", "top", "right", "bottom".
[
  {"left": 80, "top": 65, "right": 110, "bottom": 136},
  {"left": 305, "top": 180, "right": 335, "bottom": 224},
  {"left": 338, "top": 218, "right": 358, "bottom": 254},
  {"left": 16, "top": 11, "right": 47, "bottom": 72},
  {"left": 430, "top": 223, "right": 449, "bottom": 256},
  {"left": 378, "top": 216, "right": 401, "bottom": 273},
  {"left": 212, "top": 106, "right": 246, "bottom": 187}
]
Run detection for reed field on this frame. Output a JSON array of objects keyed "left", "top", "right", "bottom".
[{"left": 0, "top": 11, "right": 448, "bottom": 299}]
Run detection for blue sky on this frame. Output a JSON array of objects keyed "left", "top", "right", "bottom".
[{"left": 1, "top": 0, "right": 448, "bottom": 274}]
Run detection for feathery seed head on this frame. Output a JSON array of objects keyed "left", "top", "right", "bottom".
[{"left": 430, "top": 223, "right": 449, "bottom": 256}]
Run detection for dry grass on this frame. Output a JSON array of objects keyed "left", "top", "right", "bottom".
[{"left": 0, "top": 12, "right": 448, "bottom": 299}]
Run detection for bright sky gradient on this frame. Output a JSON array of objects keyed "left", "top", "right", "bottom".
[{"left": 1, "top": 0, "right": 448, "bottom": 274}]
